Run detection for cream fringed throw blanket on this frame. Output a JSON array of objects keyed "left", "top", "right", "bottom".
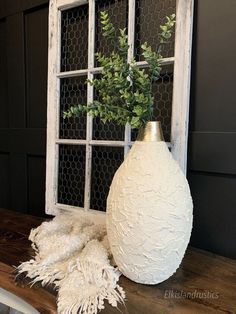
[{"left": 17, "top": 211, "right": 125, "bottom": 314}]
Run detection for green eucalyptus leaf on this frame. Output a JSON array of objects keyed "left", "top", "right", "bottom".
[{"left": 63, "top": 12, "right": 175, "bottom": 129}]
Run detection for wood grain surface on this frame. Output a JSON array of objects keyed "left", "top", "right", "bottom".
[{"left": 0, "top": 208, "right": 235, "bottom": 314}]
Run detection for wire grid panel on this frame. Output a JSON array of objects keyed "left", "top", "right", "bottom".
[
  {"left": 95, "top": 0, "right": 128, "bottom": 65},
  {"left": 90, "top": 146, "right": 124, "bottom": 211},
  {"left": 135, "top": 0, "right": 176, "bottom": 61},
  {"left": 56, "top": 0, "right": 176, "bottom": 212},
  {"left": 58, "top": 145, "right": 86, "bottom": 207},
  {"left": 60, "top": 76, "right": 87, "bottom": 139},
  {"left": 61, "top": 4, "right": 89, "bottom": 71}
]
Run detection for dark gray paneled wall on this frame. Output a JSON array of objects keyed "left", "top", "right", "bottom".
[
  {"left": 0, "top": 0, "right": 235, "bottom": 258},
  {"left": 188, "top": 0, "right": 236, "bottom": 259},
  {"left": 0, "top": 0, "right": 49, "bottom": 216}
]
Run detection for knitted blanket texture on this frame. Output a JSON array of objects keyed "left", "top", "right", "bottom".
[{"left": 17, "top": 212, "right": 125, "bottom": 314}]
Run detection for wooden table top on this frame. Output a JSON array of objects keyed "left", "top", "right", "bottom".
[{"left": 0, "top": 208, "right": 235, "bottom": 314}]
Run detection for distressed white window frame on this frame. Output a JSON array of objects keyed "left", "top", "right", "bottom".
[{"left": 46, "top": 0, "right": 194, "bottom": 215}]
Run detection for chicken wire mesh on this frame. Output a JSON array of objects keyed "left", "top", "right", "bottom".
[
  {"left": 57, "top": 0, "right": 176, "bottom": 211},
  {"left": 60, "top": 76, "right": 87, "bottom": 139},
  {"left": 135, "top": 0, "right": 175, "bottom": 61},
  {"left": 58, "top": 145, "right": 86, "bottom": 207},
  {"left": 61, "top": 4, "right": 88, "bottom": 71},
  {"left": 95, "top": 0, "right": 128, "bottom": 66},
  {"left": 90, "top": 146, "right": 124, "bottom": 211}
]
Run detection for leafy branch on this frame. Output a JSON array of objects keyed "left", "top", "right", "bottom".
[{"left": 64, "top": 11, "right": 175, "bottom": 129}]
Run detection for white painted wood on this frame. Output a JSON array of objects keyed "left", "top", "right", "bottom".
[
  {"left": 56, "top": 57, "right": 174, "bottom": 79},
  {"left": 57, "top": 0, "right": 88, "bottom": 10},
  {"left": 136, "top": 57, "right": 175, "bottom": 68},
  {"left": 56, "top": 203, "right": 106, "bottom": 220},
  {"left": 57, "top": 69, "right": 88, "bottom": 78},
  {"left": 55, "top": 139, "right": 87, "bottom": 145},
  {"left": 84, "top": 0, "right": 95, "bottom": 211},
  {"left": 56, "top": 140, "right": 128, "bottom": 146},
  {"left": 90, "top": 140, "right": 127, "bottom": 146},
  {"left": 55, "top": 139, "right": 172, "bottom": 147},
  {"left": 124, "top": 0, "right": 136, "bottom": 157},
  {"left": 0, "top": 288, "right": 39, "bottom": 314},
  {"left": 46, "top": 0, "right": 61, "bottom": 215},
  {"left": 171, "top": 0, "right": 194, "bottom": 173}
]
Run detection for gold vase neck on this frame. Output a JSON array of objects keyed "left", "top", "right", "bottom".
[{"left": 136, "top": 121, "right": 164, "bottom": 142}]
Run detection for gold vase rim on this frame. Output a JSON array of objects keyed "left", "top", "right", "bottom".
[{"left": 136, "top": 121, "right": 164, "bottom": 142}]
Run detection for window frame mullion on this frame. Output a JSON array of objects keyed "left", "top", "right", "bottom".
[
  {"left": 84, "top": 0, "right": 95, "bottom": 211},
  {"left": 124, "top": 0, "right": 136, "bottom": 157},
  {"left": 46, "top": 3, "right": 62, "bottom": 215},
  {"left": 171, "top": 0, "right": 194, "bottom": 173},
  {"left": 56, "top": 57, "right": 175, "bottom": 79}
]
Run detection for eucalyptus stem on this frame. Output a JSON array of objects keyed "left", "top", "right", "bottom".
[{"left": 64, "top": 12, "right": 175, "bottom": 129}]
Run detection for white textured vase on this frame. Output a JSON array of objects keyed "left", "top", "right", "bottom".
[{"left": 106, "top": 121, "right": 193, "bottom": 285}]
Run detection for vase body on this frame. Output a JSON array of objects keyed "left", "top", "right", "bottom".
[{"left": 106, "top": 122, "right": 193, "bottom": 284}]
